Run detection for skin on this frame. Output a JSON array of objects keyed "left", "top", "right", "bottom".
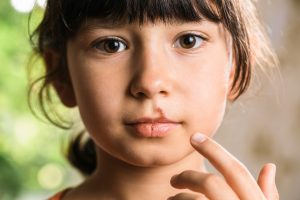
[{"left": 46, "top": 19, "right": 279, "bottom": 200}]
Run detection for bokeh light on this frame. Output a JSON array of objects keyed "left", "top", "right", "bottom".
[
  {"left": 37, "top": 163, "right": 64, "bottom": 190},
  {"left": 14, "top": 118, "right": 38, "bottom": 146},
  {"left": 10, "top": 0, "right": 47, "bottom": 13},
  {"left": 37, "top": 0, "right": 47, "bottom": 8},
  {"left": 10, "top": 0, "right": 35, "bottom": 13}
]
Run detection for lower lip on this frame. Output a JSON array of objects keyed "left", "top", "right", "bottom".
[{"left": 128, "top": 123, "right": 180, "bottom": 138}]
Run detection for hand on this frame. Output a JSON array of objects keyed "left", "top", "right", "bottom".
[{"left": 168, "top": 133, "right": 279, "bottom": 200}]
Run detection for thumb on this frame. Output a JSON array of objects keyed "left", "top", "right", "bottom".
[{"left": 257, "top": 163, "right": 279, "bottom": 200}]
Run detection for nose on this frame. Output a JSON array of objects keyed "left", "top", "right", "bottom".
[{"left": 129, "top": 47, "right": 174, "bottom": 99}]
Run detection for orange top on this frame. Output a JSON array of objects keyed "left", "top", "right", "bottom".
[{"left": 48, "top": 188, "right": 71, "bottom": 200}]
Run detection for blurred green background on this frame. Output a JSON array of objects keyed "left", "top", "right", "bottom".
[{"left": 0, "top": 1, "right": 81, "bottom": 199}]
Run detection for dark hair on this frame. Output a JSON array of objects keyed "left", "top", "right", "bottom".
[{"left": 29, "top": 0, "right": 277, "bottom": 176}]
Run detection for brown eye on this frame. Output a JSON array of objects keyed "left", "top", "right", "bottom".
[
  {"left": 174, "top": 34, "right": 204, "bottom": 49},
  {"left": 93, "top": 38, "right": 127, "bottom": 53}
]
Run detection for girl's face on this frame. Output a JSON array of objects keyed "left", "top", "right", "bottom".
[{"left": 65, "top": 20, "right": 234, "bottom": 167}]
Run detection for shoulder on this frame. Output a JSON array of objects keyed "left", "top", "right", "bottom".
[{"left": 47, "top": 188, "right": 72, "bottom": 200}]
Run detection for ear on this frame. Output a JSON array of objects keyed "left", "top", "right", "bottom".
[
  {"left": 227, "top": 63, "right": 237, "bottom": 101},
  {"left": 43, "top": 50, "right": 77, "bottom": 108}
]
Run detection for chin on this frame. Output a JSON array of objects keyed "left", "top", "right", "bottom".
[{"left": 115, "top": 143, "right": 196, "bottom": 168}]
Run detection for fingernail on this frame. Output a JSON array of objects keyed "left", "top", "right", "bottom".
[{"left": 191, "top": 133, "right": 207, "bottom": 144}]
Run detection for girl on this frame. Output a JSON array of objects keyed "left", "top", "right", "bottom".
[{"left": 29, "top": 0, "right": 279, "bottom": 199}]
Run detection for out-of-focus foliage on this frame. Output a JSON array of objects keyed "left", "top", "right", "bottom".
[
  {"left": 0, "top": 1, "right": 79, "bottom": 199},
  {"left": 0, "top": 156, "right": 22, "bottom": 199}
]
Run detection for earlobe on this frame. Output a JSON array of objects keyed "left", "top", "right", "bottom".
[
  {"left": 43, "top": 50, "right": 77, "bottom": 108},
  {"left": 53, "top": 80, "right": 77, "bottom": 108}
]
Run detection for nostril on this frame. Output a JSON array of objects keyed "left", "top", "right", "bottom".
[
  {"left": 159, "top": 90, "right": 168, "bottom": 97},
  {"left": 134, "top": 90, "right": 168, "bottom": 99}
]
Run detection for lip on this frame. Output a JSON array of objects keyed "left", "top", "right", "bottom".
[{"left": 125, "top": 117, "right": 181, "bottom": 138}]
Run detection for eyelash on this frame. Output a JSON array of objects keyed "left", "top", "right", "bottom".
[
  {"left": 91, "top": 36, "right": 128, "bottom": 54},
  {"left": 91, "top": 33, "right": 207, "bottom": 54},
  {"left": 173, "top": 33, "right": 207, "bottom": 50}
]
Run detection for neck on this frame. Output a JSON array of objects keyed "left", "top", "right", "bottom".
[{"left": 85, "top": 148, "right": 206, "bottom": 200}]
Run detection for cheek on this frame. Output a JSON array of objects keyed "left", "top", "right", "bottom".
[
  {"left": 181, "top": 55, "right": 230, "bottom": 136},
  {"left": 186, "top": 81, "right": 228, "bottom": 136},
  {"left": 67, "top": 61, "right": 127, "bottom": 137},
  {"left": 75, "top": 75, "right": 125, "bottom": 133}
]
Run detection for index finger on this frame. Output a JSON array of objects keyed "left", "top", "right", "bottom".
[{"left": 190, "top": 133, "right": 266, "bottom": 200}]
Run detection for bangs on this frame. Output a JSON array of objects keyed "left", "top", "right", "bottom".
[{"left": 61, "top": 0, "right": 221, "bottom": 31}]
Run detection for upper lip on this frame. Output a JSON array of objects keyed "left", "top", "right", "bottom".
[{"left": 125, "top": 117, "right": 180, "bottom": 124}]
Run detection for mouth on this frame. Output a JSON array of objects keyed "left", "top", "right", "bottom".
[{"left": 124, "top": 117, "right": 182, "bottom": 138}]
